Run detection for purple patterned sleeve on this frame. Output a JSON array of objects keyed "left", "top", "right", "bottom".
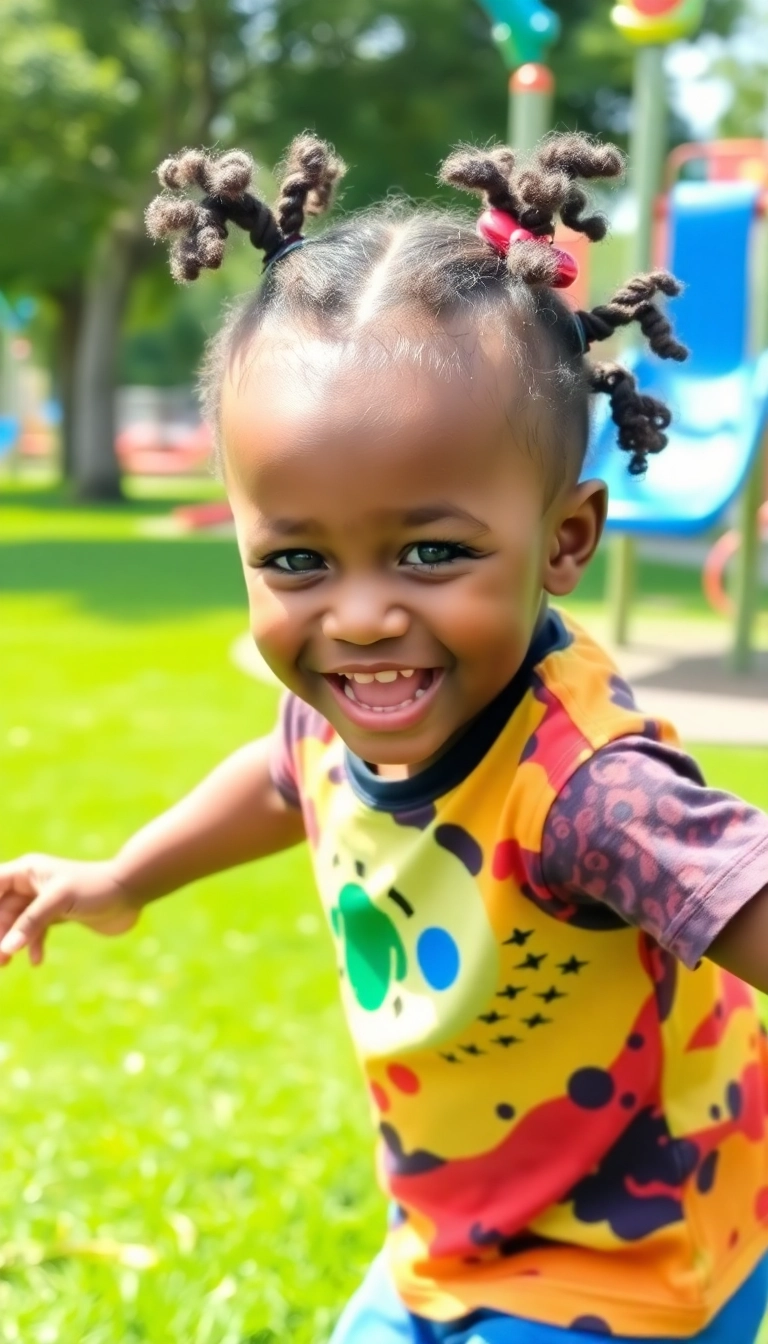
[
  {"left": 541, "top": 736, "right": 768, "bottom": 969},
  {"left": 268, "top": 692, "right": 334, "bottom": 809},
  {"left": 268, "top": 694, "right": 302, "bottom": 808}
]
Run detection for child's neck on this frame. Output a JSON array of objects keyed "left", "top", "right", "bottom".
[{"left": 375, "top": 761, "right": 411, "bottom": 780}]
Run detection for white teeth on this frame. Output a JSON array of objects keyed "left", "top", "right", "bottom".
[
  {"left": 344, "top": 684, "right": 357, "bottom": 701},
  {"left": 344, "top": 668, "right": 417, "bottom": 682},
  {"left": 414, "top": 688, "right": 425, "bottom": 699}
]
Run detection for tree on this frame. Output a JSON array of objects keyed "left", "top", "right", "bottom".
[
  {"left": 0, "top": 1, "right": 128, "bottom": 482},
  {"left": 715, "top": 0, "right": 768, "bottom": 139},
  {"left": 1, "top": 0, "right": 287, "bottom": 497}
]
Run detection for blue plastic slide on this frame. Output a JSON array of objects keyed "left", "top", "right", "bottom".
[
  {"left": 586, "top": 181, "right": 768, "bottom": 535},
  {"left": 0, "top": 415, "right": 18, "bottom": 459}
]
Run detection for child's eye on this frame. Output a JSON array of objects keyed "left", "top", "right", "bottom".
[
  {"left": 265, "top": 550, "right": 327, "bottom": 574},
  {"left": 401, "top": 542, "right": 473, "bottom": 568}
]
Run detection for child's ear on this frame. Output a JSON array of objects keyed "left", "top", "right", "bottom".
[{"left": 543, "top": 479, "right": 608, "bottom": 597}]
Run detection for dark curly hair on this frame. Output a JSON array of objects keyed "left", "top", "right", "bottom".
[{"left": 146, "top": 131, "right": 687, "bottom": 482}]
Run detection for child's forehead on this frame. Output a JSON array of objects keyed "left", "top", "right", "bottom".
[
  {"left": 221, "top": 324, "right": 519, "bottom": 459},
  {"left": 222, "top": 338, "right": 544, "bottom": 532}
]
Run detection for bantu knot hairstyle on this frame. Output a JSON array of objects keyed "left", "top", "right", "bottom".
[
  {"left": 145, "top": 134, "right": 346, "bottom": 284},
  {"left": 441, "top": 133, "right": 625, "bottom": 287},
  {"left": 579, "top": 272, "right": 688, "bottom": 475},
  {"left": 441, "top": 134, "right": 688, "bottom": 474},
  {"left": 148, "top": 129, "right": 688, "bottom": 483}
]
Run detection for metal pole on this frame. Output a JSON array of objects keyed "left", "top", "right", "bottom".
[
  {"left": 606, "top": 45, "right": 667, "bottom": 646},
  {"left": 731, "top": 450, "right": 765, "bottom": 672},
  {"left": 509, "top": 64, "right": 554, "bottom": 152},
  {"left": 731, "top": 173, "right": 768, "bottom": 672}
]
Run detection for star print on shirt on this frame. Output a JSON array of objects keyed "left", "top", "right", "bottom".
[
  {"left": 516, "top": 953, "right": 547, "bottom": 971},
  {"left": 504, "top": 928, "right": 534, "bottom": 946},
  {"left": 522, "top": 1013, "right": 551, "bottom": 1029},
  {"left": 558, "top": 956, "right": 589, "bottom": 975},
  {"left": 493, "top": 1035, "right": 521, "bottom": 1047},
  {"left": 537, "top": 987, "right": 566, "bottom": 1004},
  {"left": 478, "top": 1011, "right": 507, "bottom": 1024},
  {"left": 497, "top": 985, "right": 526, "bottom": 1000}
]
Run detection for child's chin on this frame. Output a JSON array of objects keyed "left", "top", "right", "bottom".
[{"left": 340, "top": 717, "right": 454, "bottom": 774}]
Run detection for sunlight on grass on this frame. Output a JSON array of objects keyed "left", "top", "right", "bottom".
[
  {"left": 2, "top": 504, "right": 381, "bottom": 1342},
  {"left": 2, "top": 494, "right": 767, "bottom": 1341}
]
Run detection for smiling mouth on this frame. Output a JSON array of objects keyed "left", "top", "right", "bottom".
[
  {"left": 340, "top": 667, "right": 433, "bottom": 711},
  {"left": 323, "top": 666, "right": 443, "bottom": 727}
]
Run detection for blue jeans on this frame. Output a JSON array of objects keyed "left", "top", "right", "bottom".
[{"left": 330, "top": 1252, "right": 768, "bottom": 1343}]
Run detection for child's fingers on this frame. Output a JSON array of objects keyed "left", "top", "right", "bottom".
[
  {"left": 0, "top": 893, "right": 32, "bottom": 940},
  {"left": 27, "top": 934, "right": 46, "bottom": 968},
  {"left": 0, "top": 862, "right": 38, "bottom": 901},
  {"left": 0, "top": 883, "right": 74, "bottom": 961},
  {"left": 0, "top": 894, "right": 38, "bottom": 965}
]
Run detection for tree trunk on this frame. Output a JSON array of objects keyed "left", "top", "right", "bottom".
[
  {"left": 72, "top": 214, "right": 142, "bottom": 501},
  {"left": 52, "top": 285, "right": 83, "bottom": 483}
]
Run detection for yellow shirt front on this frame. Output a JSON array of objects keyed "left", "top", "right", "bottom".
[{"left": 271, "top": 612, "right": 768, "bottom": 1336}]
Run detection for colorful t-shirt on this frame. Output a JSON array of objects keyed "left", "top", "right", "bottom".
[{"left": 269, "top": 610, "right": 768, "bottom": 1337}]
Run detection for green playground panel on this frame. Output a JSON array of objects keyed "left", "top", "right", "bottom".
[{"left": 477, "top": 0, "right": 560, "bottom": 69}]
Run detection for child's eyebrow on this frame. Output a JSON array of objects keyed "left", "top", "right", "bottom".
[
  {"left": 262, "top": 505, "right": 487, "bottom": 536},
  {"left": 264, "top": 517, "right": 323, "bottom": 537},
  {"left": 399, "top": 505, "right": 487, "bottom": 530}
]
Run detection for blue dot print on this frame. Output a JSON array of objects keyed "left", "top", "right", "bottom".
[{"left": 417, "top": 927, "right": 460, "bottom": 991}]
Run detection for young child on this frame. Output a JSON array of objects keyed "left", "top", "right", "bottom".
[{"left": 3, "top": 132, "right": 768, "bottom": 1342}]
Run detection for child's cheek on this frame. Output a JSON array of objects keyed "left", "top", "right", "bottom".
[{"left": 245, "top": 576, "right": 301, "bottom": 671}]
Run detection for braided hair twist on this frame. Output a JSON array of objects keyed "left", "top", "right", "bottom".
[
  {"left": 441, "top": 136, "right": 687, "bottom": 475},
  {"left": 146, "top": 130, "right": 687, "bottom": 483},
  {"left": 145, "top": 135, "right": 346, "bottom": 283}
]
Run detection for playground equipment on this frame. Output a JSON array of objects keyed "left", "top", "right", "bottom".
[
  {"left": 704, "top": 502, "right": 768, "bottom": 618},
  {"left": 115, "top": 421, "right": 211, "bottom": 476},
  {"left": 590, "top": 140, "right": 768, "bottom": 670},
  {"left": 611, "top": 0, "right": 705, "bottom": 45},
  {"left": 115, "top": 386, "right": 212, "bottom": 476},
  {"left": 609, "top": 0, "right": 706, "bottom": 330},
  {"left": 473, "top": 1, "right": 592, "bottom": 309},
  {"left": 0, "top": 293, "right": 36, "bottom": 464},
  {"left": 601, "top": 1, "right": 768, "bottom": 671},
  {"left": 477, "top": 0, "right": 560, "bottom": 149}
]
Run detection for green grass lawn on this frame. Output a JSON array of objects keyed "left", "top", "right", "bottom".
[{"left": 2, "top": 486, "right": 768, "bottom": 1343}]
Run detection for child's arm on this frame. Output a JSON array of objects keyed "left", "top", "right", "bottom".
[
  {"left": 0, "top": 736, "right": 304, "bottom": 965},
  {"left": 709, "top": 889, "right": 768, "bottom": 993}
]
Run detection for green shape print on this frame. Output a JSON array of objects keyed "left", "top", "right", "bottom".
[{"left": 332, "top": 882, "right": 407, "bottom": 1012}]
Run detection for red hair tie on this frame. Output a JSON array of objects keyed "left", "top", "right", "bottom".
[{"left": 477, "top": 208, "right": 578, "bottom": 290}]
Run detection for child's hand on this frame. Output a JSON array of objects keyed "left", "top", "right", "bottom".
[{"left": 0, "top": 855, "right": 143, "bottom": 967}]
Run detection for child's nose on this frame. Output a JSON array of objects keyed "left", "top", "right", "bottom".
[{"left": 321, "top": 582, "right": 409, "bottom": 646}]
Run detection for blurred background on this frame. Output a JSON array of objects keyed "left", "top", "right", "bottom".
[
  {"left": 1, "top": 0, "right": 765, "bottom": 502},
  {"left": 1, "top": 2, "right": 767, "bottom": 1342}
]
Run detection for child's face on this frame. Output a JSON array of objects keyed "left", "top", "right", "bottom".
[{"left": 222, "top": 325, "right": 604, "bottom": 771}]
